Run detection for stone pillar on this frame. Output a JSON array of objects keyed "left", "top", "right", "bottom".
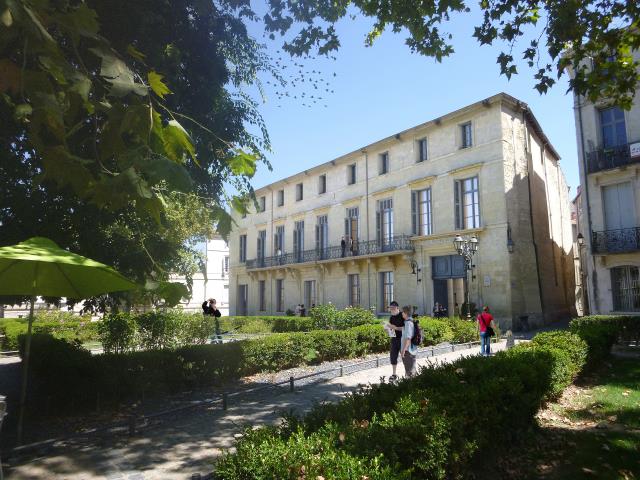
[{"left": 447, "top": 278, "right": 454, "bottom": 318}]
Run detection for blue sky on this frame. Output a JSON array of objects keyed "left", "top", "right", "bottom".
[{"left": 244, "top": 8, "right": 580, "bottom": 195}]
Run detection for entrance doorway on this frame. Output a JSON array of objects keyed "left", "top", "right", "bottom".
[{"left": 432, "top": 255, "right": 466, "bottom": 316}]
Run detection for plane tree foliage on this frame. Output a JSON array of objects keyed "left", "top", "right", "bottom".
[
  {"left": 0, "top": 0, "right": 270, "bottom": 309},
  {"left": 259, "top": 0, "right": 640, "bottom": 108}
]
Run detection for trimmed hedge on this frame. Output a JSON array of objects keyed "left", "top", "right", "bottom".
[
  {"left": 214, "top": 318, "right": 639, "bottom": 479},
  {"left": 570, "top": 315, "right": 640, "bottom": 364},
  {"left": 20, "top": 315, "right": 468, "bottom": 414},
  {"left": 214, "top": 329, "right": 594, "bottom": 479},
  {"left": 0, "top": 312, "right": 97, "bottom": 350}
]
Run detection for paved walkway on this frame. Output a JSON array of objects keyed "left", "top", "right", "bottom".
[{"left": 5, "top": 341, "right": 508, "bottom": 480}]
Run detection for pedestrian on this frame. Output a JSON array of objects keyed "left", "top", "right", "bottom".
[
  {"left": 202, "top": 298, "right": 221, "bottom": 318},
  {"left": 300, "top": 304, "right": 306, "bottom": 317},
  {"left": 400, "top": 305, "right": 418, "bottom": 377},
  {"left": 477, "top": 305, "right": 495, "bottom": 356},
  {"left": 384, "top": 300, "right": 404, "bottom": 381},
  {"left": 433, "top": 302, "right": 440, "bottom": 318},
  {"left": 295, "top": 304, "right": 301, "bottom": 316},
  {"left": 341, "top": 236, "right": 346, "bottom": 257}
]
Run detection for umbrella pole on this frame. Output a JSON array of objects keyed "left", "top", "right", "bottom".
[{"left": 16, "top": 296, "right": 35, "bottom": 446}]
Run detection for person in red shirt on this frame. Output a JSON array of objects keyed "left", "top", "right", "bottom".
[{"left": 477, "top": 306, "right": 495, "bottom": 356}]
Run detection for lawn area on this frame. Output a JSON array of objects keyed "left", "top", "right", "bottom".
[{"left": 490, "top": 354, "right": 640, "bottom": 479}]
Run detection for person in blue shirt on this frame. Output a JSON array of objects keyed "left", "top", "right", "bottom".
[{"left": 400, "top": 305, "right": 418, "bottom": 377}]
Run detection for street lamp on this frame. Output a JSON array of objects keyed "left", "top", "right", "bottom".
[
  {"left": 577, "top": 232, "right": 584, "bottom": 247},
  {"left": 453, "top": 234, "right": 479, "bottom": 319}
]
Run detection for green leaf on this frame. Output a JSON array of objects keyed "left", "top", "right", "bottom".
[
  {"left": 163, "top": 120, "right": 195, "bottom": 162},
  {"left": 60, "top": 3, "right": 99, "bottom": 39},
  {"left": 144, "top": 280, "right": 189, "bottom": 307},
  {"left": 14, "top": 103, "right": 32, "bottom": 120},
  {"left": 148, "top": 71, "right": 171, "bottom": 98},
  {"left": 212, "top": 205, "right": 233, "bottom": 240},
  {"left": 1, "top": 7, "right": 12, "bottom": 27},
  {"left": 228, "top": 150, "right": 258, "bottom": 177},
  {"left": 91, "top": 48, "right": 147, "bottom": 97},
  {"left": 126, "top": 44, "right": 146, "bottom": 61}
]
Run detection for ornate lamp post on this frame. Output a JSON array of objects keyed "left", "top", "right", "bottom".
[{"left": 453, "top": 234, "right": 479, "bottom": 319}]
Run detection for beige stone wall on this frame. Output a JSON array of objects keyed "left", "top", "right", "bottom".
[{"left": 230, "top": 94, "right": 575, "bottom": 326}]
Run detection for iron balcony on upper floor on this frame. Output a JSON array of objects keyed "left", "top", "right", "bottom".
[
  {"left": 586, "top": 141, "right": 640, "bottom": 174},
  {"left": 245, "top": 235, "right": 414, "bottom": 270},
  {"left": 591, "top": 227, "right": 640, "bottom": 254}
]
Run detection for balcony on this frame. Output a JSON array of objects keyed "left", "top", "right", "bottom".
[
  {"left": 245, "top": 235, "right": 414, "bottom": 270},
  {"left": 586, "top": 142, "right": 640, "bottom": 174},
  {"left": 592, "top": 227, "right": 640, "bottom": 254}
]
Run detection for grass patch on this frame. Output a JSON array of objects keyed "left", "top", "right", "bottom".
[{"left": 488, "top": 356, "right": 640, "bottom": 479}]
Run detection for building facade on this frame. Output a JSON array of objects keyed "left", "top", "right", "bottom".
[
  {"left": 229, "top": 93, "right": 576, "bottom": 329},
  {"left": 172, "top": 236, "right": 230, "bottom": 315},
  {"left": 570, "top": 52, "right": 640, "bottom": 314}
]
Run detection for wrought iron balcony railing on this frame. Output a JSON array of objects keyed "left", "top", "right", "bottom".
[
  {"left": 592, "top": 227, "right": 640, "bottom": 254},
  {"left": 586, "top": 142, "right": 640, "bottom": 174},
  {"left": 245, "top": 235, "right": 413, "bottom": 269}
]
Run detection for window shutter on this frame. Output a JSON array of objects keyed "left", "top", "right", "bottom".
[
  {"left": 344, "top": 217, "right": 350, "bottom": 239},
  {"left": 454, "top": 181, "right": 461, "bottom": 229},
  {"left": 411, "top": 191, "right": 418, "bottom": 235},
  {"left": 376, "top": 209, "right": 382, "bottom": 247},
  {"left": 315, "top": 224, "right": 320, "bottom": 253},
  {"left": 293, "top": 229, "right": 298, "bottom": 254}
]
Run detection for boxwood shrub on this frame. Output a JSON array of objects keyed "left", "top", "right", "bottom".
[
  {"left": 214, "top": 330, "right": 591, "bottom": 479},
  {"left": 0, "top": 312, "right": 97, "bottom": 350}
]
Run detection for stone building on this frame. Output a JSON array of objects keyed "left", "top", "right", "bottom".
[
  {"left": 229, "top": 93, "right": 576, "bottom": 329},
  {"left": 569, "top": 52, "right": 640, "bottom": 314},
  {"left": 172, "top": 236, "right": 230, "bottom": 315}
]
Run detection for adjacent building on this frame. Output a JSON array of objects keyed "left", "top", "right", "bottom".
[
  {"left": 229, "top": 93, "right": 576, "bottom": 329},
  {"left": 172, "top": 236, "right": 230, "bottom": 315},
  {"left": 569, "top": 52, "right": 640, "bottom": 314}
]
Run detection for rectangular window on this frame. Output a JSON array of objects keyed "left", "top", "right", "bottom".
[
  {"left": 257, "top": 230, "right": 266, "bottom": 266},
  {"left": 599, "top": 106, "right": 627, "bottom": 149},
  {"left": 412, "top": 188, "right": 432, "bottom": 236},
  {"left": 223, "top": 256, "right": 229, "bottom": 275},
  {"left": 277, "top": 189, "right": 284, "bottom": 207},
  {"left": 258, "top": 196, "right": 266, "bottom": 212},
  {"left": 348, "top": 274, "right": 360, "bottom": 306},
  {"left": 376, "top": 198, "right": 394, "bottom": 248},
  {"left": 237, "top": 284, "right": 248, "bottom": 315},
  {"left": 296, "top": 183, "right": 303, "bottom": 201},
  {"left": 276, "top": 279, "right": 284, "bottom": 312},
  {"left": 348, "top": 163, "right": 356, "bottom": 185},
  {"left": 293, "top": 220, "right": 305, "bottom": 261},
  {"left": 315, "top": 215, "right": 329, "bottom": 259},
  {"left": 258, "top": 280, "right": 266, "bottom": 311},
  {"left": 461, "top": 122, "right": 473, "bottom": 148},
  {"left": 379, "top": 271, "right": 394, "bottom": 312},
  {"left": 379, "top": 152, "right": 389, "bottom": 175},
  {"left": 417, "top": 138, "right": 428, "bottom": 162},
  {"left": 319, "top": 174, "right": 327, "bottom": 194},
  {"left": 239, "top": 234, "right": 247, "bottom": 263},
  {"left": 455, "top": 177, "right": 480, "bottom": 230},
  {"left": 274, "top": 225, "right": 285, "bottom": 255},
  {"left": 611, "top": 266, "right": 640, "bottom": 312},
  {"left": 304, "top": 280, "right": 316, "bottom": 309},
  {"left": 345, "top": 207, "right": 359, "bottom": 254}
]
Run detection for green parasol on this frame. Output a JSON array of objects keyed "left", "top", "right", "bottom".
[{"left": 0, "top": 237, "right": 137, "bottom": 444}]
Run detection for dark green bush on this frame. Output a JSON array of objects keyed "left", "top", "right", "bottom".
[
  {"left": 215, "top": 329, "right": 590, "bottom": 480},
  {"left": 420, "top": 318, "right": 454, "bottom": 345},
  {"left": 569, "top": 315, "right": 625, "bottom": 364},
  {"left": 448, "top": 318, "right": 479, "bottom": 343},
  {"left": 98, "top": 312, "right": 137, "bottom": 353}
]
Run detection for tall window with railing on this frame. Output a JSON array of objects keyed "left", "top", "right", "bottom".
[
  {"left": 239, "top": 234, "right": 247, "bottom": 263},
  {"left": 600, "top": 106, "right": 627, "bottom": 149},
  {"left": 315, "top": 215, "right": 329, "bottom": 259},
  {"left": 345, "top": 207, "right": 359, "bottom": 254},
  {"left": 376, "top": 198, "right": 394, "bottom": 249},
  {"left": 293, "top": 221, "right": 305, "bottom": 262},
  {"left": 274, "top": 225, "right": 285, "bottom": 255}
]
